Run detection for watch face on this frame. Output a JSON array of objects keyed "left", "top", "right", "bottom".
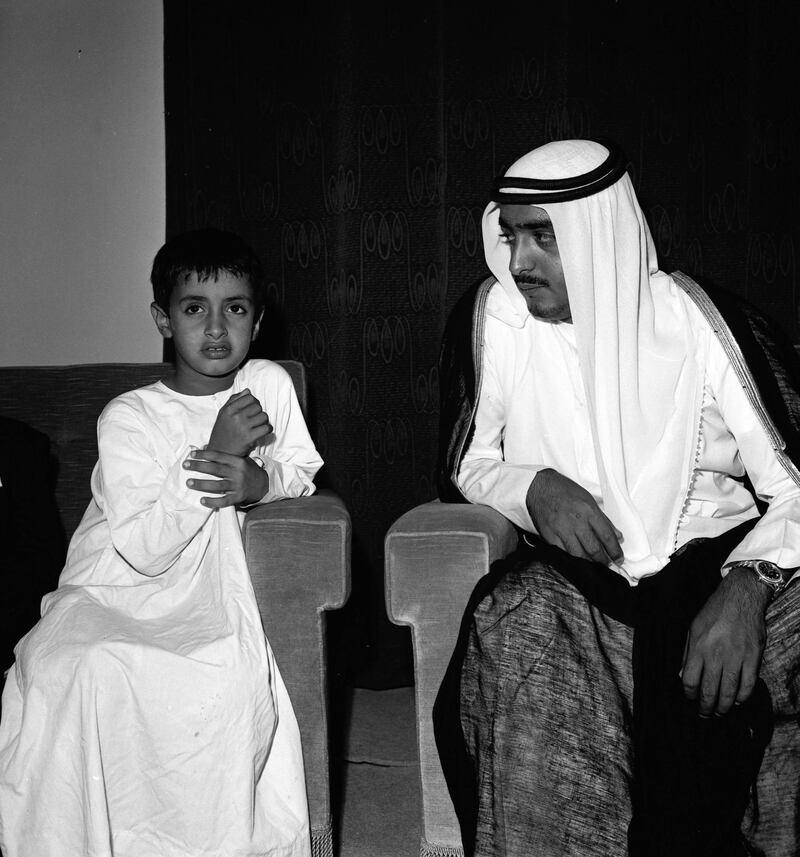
[{"left": 756, "top": 561, "right": 783, "bottom": 585}]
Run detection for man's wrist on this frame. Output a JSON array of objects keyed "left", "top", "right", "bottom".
[{"left": 724, "top": 564, "right": 780, "bottom": 609}]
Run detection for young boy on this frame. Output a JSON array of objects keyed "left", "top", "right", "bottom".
[{"left": 0, "top": 230, "right": 322, "bottom": 857}]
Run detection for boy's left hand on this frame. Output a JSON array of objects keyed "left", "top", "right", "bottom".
[{"left": 184, "top": 451, "right": 269, "bottom": 508}]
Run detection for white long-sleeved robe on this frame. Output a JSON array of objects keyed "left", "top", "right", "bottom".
[
  {"left": 0, "top": 359, "right": 322, "bottom": 857},
  {"left": 458, "top": 286, "right": 800, "bottom": 581}
]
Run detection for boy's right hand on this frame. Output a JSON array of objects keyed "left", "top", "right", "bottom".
[{"left": 207, "top": 389, "right": 272, "bottom": 457}]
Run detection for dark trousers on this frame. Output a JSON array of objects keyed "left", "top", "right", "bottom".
[{"left": 435, "top": 522, "right": 778, "bottom": 857}]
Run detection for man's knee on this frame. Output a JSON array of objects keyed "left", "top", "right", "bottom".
[{"left": 472, "top": 557, "right": 572, "bottom": 631}]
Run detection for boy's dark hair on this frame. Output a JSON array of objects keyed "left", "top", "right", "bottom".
[{"left": 150, "top": 228, "right": 266, "bottom": 313}]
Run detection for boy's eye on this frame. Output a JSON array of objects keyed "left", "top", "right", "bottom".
[
  {"left": 185, "top": 304, "right": 205, "bottom": 315},
  {"left": 499, "top": 230, "right": 515, "bottom": 244},
  {"left": 227, "top": 304, "right": 248, "bottom": 315}
]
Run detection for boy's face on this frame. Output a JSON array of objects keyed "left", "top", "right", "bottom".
[{"left": 151, "top": 271, "right": 263, "bottom": 395}]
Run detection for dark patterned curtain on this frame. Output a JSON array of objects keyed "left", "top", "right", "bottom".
[{"left": 164, "top": 0, "right": 799, "bottom": 687}]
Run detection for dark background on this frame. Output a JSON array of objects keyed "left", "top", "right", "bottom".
[{"left": 163, "top": 0, "right": 800, "bottom": 687}]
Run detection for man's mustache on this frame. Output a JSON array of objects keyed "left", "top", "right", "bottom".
[{"left": 514, "top": 275, "right": 550, "bottom": 289}]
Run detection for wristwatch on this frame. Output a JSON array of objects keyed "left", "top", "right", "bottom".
[{"left": 726, "top": 559, "right": 788, "bottom": 597}]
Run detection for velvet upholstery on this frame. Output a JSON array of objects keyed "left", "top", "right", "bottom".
[
  {"left": 0, "top": 360, "right": 348, "bottom": 857},
  {"left": 385, "top": 500, "right": 517, "bottom": 857}
]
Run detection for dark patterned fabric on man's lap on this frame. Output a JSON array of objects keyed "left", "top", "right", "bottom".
[{"left": 455, "top": 527, "right": 800, "bottom": 857}]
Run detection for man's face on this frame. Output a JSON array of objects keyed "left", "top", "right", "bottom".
[{"left": 498, "top": 203, "right": 571, "bottom": 323}]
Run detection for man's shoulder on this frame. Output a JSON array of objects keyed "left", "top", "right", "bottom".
[
  {"left": 672, "top": 270, "right": 800, "bottom": 456},
  {"left": 670, "top": 271, "right": 797, "bottom": 355},
  {"left": 671, "top": 271, "right": 773, "bottom": 328},
  {"left": 449, "top": 274, "right": 495, "bottom": 311},
  {"left": 443, "top": 276, "right": 497, "bottom": 339}
]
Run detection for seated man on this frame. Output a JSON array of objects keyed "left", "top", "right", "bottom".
[{"left": 436, "top": 139, "right": 800, "bottom": 857}]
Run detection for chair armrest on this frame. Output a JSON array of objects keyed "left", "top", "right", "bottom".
[
  {"left": 243, "top": 489, "right": 351, "bottom": 615},
  {"left": 384, "top": 499, "right": 517, "bottom": 849},
  {"left": 243, "top": 488, "right": 351, "bottom": 838},
  {"left": 385, "top": 499, "right": 518, "bottom": 631}
]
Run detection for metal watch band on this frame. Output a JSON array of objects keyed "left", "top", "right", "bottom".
[{"left": 728, "top": 559, "right": 786, "bottom": 595}]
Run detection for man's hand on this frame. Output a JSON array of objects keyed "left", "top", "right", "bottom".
[
  {"left": 207, "top": 390, "right": 272, "bottom": 457},
  {"left": 681, "top": 567, "right": 771, "bottom": 716},
  {"left": 526, "top": 468, "right": 623, "bottom": 565},
  {"left": 184, "top": 451, "right": 269, "bottom": 508}
]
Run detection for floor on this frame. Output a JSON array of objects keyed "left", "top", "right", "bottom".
[{"left": 336, "top": 686, "right": 421, "bottom": 857}]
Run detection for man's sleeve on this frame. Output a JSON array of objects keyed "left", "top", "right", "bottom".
[
  {"left": 456, "top": 337, "right": 544, "bottom": 532},
  {"left": 710, "top": 336, "right": 800, "bottom": 582}
]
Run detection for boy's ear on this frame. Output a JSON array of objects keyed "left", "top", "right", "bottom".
[
  {"left": 251, "top": 308, "right": 264, "bottom": 342},
  {"left": 150, "top": 302, "right": 173, "bottom": 339}
]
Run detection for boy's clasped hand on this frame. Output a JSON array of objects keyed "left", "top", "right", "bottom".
[{"left": 183, "top": 388, "right": 273, "bottom": 508}]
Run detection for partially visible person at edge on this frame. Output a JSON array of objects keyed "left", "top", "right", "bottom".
[
  {"left": 0, "top": 417, "right": 65, "bottom": 675},
  {"left": 0, "top": 228, "right": 322, "bottom": 857},
  {"left": 435, "top": 139, "right": 800, "bottom": 857}
]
